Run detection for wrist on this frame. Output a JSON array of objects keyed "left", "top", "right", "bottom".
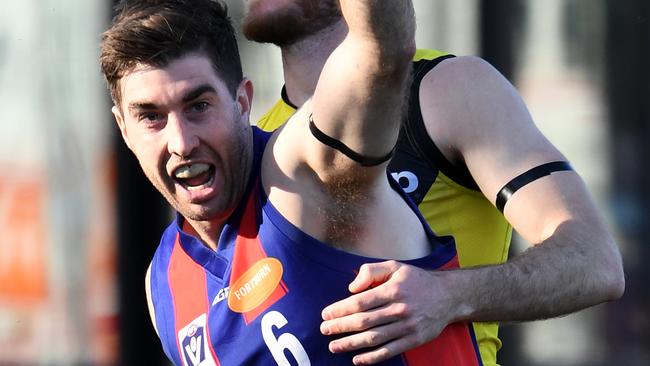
[{"left": 433, "top": 268, "right": 478, "bottom": 324}]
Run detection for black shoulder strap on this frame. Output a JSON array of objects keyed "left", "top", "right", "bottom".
[{"left": 403, "top": 54, "right": 480, "bottom": 190}]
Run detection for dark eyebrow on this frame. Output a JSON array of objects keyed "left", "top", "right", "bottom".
[
  {"left": 127, "top": 85, "right": 218, "bottom": 115},
  {"left": 182, "top": 85, "right": 217, "bottom": 103},
  {"left": 127, "top": 102, "right": 157, "bottom": 115}
]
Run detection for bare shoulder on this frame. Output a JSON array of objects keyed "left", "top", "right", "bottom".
[
  {"left": 416, "top": 56, "right": 505, "bottom": 162},
  {"left": 419, "top": 55, "right": 527, "bottom": 136},
  {"left": 424, "top": 55, "right": 497, "bottom": 83},
  {"left": 418, "top": 55, "right": 573, "bottom": 208}
]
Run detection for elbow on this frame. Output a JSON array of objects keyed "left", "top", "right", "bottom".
[
  {"left": 593, "top": 249, "right": 625, "bottom": 302},
  {"left": 602, "top": 258, "right": 625, "bottom": 301},
  {"left": 375, "top": 41, "right": 416, "bottom": 79},
  {"left": 610, "top": 275, "right": 626, "bottom": 301}
]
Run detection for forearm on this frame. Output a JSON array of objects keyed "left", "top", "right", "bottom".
[
  {"left": 340, "top": 0, "right": 416, "bottom": 59},
  {"left": 316, "top": 218, "right": 623, "bottom": 363},
  {"left": 446, "top": 220, "right": 625, "bottom": 323}
]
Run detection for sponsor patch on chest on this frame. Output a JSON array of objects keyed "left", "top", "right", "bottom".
[{"left": 228, "top": 257, "right": 284, "bottom": 313}]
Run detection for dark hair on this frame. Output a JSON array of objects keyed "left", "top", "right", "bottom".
[{"left": 100, "top": 0, "right": 242, "bottom": 106}]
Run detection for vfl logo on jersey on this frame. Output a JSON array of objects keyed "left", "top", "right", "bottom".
[
  {"left": 391, "top": 171, "right": 419, "bottom": 193},
  {"left": 178, "top": 314, "right": 217, "bottom": 366},
  {"left": 228, "top": 257, "right": 283, "bottom": 313}
]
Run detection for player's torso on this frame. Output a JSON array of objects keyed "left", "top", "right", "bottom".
[{"left": 150, "top": 185, "right": 481, "bottom": 365}]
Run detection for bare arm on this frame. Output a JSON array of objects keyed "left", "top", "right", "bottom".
[
  {"left": 319, "top": 56, "right": 624, "bottom": 364},
  {"left": 271, "top": 0, "right": 416, "bottom": 182},
  {"left": 421, "top": 56, "right": 624, "bottom": 321}
]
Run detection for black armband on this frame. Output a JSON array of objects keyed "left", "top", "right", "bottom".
[
  {"left": 496, "top": 161, "right": 574, "bottom": 213},
  {"left": 308, "top": 113, "right": 395, "bottom": 167}
]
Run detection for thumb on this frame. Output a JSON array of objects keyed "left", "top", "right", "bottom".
[{"left": 349, "top": 261, "right": 401, "bottom": 293}]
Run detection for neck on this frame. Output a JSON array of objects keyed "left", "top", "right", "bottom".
[
  {"left": 280, "top": 20, "right": 348, "bottom": 107},
  {"left": 182, "top": 218, "right": 222, "bottom": 250}
]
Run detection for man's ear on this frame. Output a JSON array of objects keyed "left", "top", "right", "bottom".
[
  {"left": 112, "top": 105, "right": 133, "bottom": 151},
  {"left": 235, "top": 78, "right": 254, "bottom": 120}
]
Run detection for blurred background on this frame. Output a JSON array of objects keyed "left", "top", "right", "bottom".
[{"left": 0, "top": 0, "right": 647, "bottom": 364}]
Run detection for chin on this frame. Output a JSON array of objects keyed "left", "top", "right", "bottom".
[
  {"left": 242, "top": 7, "right": 303, "bottom": 45},
  {"left": 180, "top": 201, "right": 232, "bottom": 223},
  {"left": 180, "top": 207, "right": 216, "bottom": 222}
]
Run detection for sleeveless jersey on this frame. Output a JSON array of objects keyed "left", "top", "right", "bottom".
[
  {"left": 149, "top": 127, "right": 483, "bottom": 366},
  {"left": 257, "top": 49, "right": 513, "bottom": 366}
]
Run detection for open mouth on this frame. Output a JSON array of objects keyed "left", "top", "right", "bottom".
[{"left": 173, "top": 163, "right": 216, "bottom": 190}]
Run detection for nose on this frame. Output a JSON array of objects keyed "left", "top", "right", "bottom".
[{"left": 166, "top": 113, "right": 199, "bottom": 158}]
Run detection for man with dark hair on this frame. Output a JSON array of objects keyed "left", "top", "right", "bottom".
[
  {"left": 101, "top": 0, "right": 484, "bottom": 365},
  {"left": 244, "top": 1, "right": 626, "bottom": 365},
  {"left": 102, "top": 0, "right": 244, "bottom": 104}
]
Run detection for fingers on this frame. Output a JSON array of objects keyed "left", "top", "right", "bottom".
[
  {"left": 321, "top": 261, "right": 402, "bottom": 320},
  {"left": 326, "top": 312, "right": 413, "bottom": 353},
  {"left": 321, "top": 301, "right": 405, "bottom": 336},
  {"left": 348, "top": 261, "right": 402, "bottom": 293},
  {"left": 319, "top": 262, "right": 448, "bottom": 365},
  {"left": 322, "top": 261, "right": 403, "bottom": 321},
  {"left": 351, "top": 335, "right": 421, "bottom": 365},
  {"left": 321, "top": 286, "right": 389, "bottom": 322},
  {"left": 326, "top": 316, "right": 427, "bottom": 365}
]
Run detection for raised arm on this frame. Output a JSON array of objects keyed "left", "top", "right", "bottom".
[
  {"left": 310, "top": 0, "right": 415, "bottom": 161},
  {"left": 272, "top": 0, "right": 416, "bottom": 181}
]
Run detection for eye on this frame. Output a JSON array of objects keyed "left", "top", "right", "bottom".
[
  {"left": 139, "top": 111, "right": 164, "bottom": 123},
  {"left": 188, "top": 101, "right": 209, "bottom": 114}
]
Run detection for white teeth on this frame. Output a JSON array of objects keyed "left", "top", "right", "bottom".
[{"left": 174, "top": 163, "right": 210, "bottom": 179}]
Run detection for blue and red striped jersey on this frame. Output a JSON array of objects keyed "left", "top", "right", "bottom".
[{"left": 148, "top": 127, "right": 483, "bottom": 365}]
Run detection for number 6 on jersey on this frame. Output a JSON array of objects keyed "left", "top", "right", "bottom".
[{"left": 261, "top": 311, "right": 312, "bottom": 365}]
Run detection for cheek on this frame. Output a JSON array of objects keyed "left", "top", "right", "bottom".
[
  {"left": 131, "top": 138, "right": 167, "bottom": 175},
  {"left": 214, "top": 125, "right": 250, "bottom": 166}
]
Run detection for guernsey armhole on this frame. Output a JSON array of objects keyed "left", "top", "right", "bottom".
[
  {"left": 407, "top": 53, "right": 483, "bottom": 191},
  {"left": 435, "top": 171, "right": 486, "bottom": 198}
]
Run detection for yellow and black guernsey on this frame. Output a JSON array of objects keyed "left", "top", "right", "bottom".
[{"left": 257, "top": 49, "right": 512, "bottom": 366}]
